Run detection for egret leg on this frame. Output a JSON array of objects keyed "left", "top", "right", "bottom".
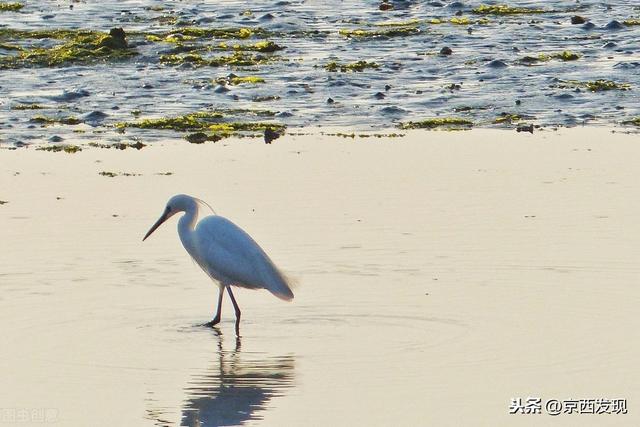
[
  {"left": 226, "top": 286, "right": 241, "bottom": 335},
  {"left": 204, "top": 287, "right": 224, "bottom": 328}
]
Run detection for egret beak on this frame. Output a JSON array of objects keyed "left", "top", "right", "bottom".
[{"left": 143, "top": 208, "right": 170, "bottom": 241}]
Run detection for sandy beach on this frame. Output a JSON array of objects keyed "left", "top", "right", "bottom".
[{"left": 1, "top": 128, "right": 638, "bottom": 426}]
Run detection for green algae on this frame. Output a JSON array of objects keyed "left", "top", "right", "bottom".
[
  {"left": 473, "top": 4, "right": 546, "bottom": 15},
  {"left": 339, "top": 27, "right": 420, "bottom": 39},
  {"left": 226, "top": 75, "right": 265, "bottom": 85},
  {"left": 519, "top": 51, "right": 580, "bottom": 65},
  {"left": 623, "top": 19, "right": 640, "bottom": 26},
  {"left": 0, "top": 28, "right": 135, "bottom": 69},
  {"left": 12, "top": 104, "right": 43, "bottom": 110},
  {"left": 494, "top": 113, "right": 522, "bottom": 124},
  {"left": 374, "top": 19, "right": 422, "bottom": 27},
  {"left": 555, "top": 79, "right": 631, "bottom": 92},
  {"left": 31, "top": 115, "right": 81, "bottom": 125},
  {"left": 324, "top": 60, "right": 379, "bottom": 72},
  {"left": 116, "top": 112, "right": 224, "bottom": 131},
  {"left": 117, "top": 111, "right": 285, "bottom": 143},
  {"left": 0, "top": 42, "right": 21, "bottom": 50},
  {"left": 0, "top": 200, "right": 8, "bottom": 205},
  {"left": 621, "top": 117, "right": 640, "bottom": 126},
  {"left": 449, "top": 17, "right": 471, "bottom": 25},
  {"left": 0, "top": 2, "right": 23, "bottom": 12},
  {"left": 232, "top": 40, "right": 283, "bottom": 53},
  {"left": 36, "top": 144, "right": 82, "bottom": 153},
  {"left": 159, "top": 51, "right": 275, "bottom": 67},
  {"left": 399, "top": 117, "right": 473, "bottom": 129},
  {"left": 168, "top": 27, "right": 265, "bottom": 39},
  {"left": 550, "top": 51, "right": 580, "bottom": 61}
]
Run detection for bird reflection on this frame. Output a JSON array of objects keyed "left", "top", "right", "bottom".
[{"left": 180, "top": 328, "right": 295, "bottom": 427}]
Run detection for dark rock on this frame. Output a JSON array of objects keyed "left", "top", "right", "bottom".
[
  {"left": 605, "top": 20, "right": 624, "bottom": 30},
  {"left": 51, "top": 89, "right": 90, "bottom": 102},
  {"left": 380, "top": 106, "right": 406, "bottom": 115},
  {"left": 373, "top": 92, "right": 386, "bottom": 99},
  {"left": 82, "top": 111, "right": 108, "bottom": 126},
  {"left": 264, "top": 128, "right": 281, "bottom": 144},
  {"left": 379, "top": 2, "right": 393, "bottom": 11},
  {"left": 487, "top": 59, "right": 508, "bottom": 68},
  {"left": 570, "top": 16, "right": 586, "bottom": 25},
  {"left": 516, "top": 124, "right": 534, "bottom": 134},
  {"left": 327, "top": 97, "right": 335, "bottom": 104},
  {"left": 440, "top": 46, "right": 453, "bottom": 55}
]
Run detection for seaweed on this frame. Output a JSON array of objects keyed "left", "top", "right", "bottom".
[
  {"left": 621, "top": 117, "right": 640, "bottom": 126},
  {"left": 0, "top": 3, "right": 23, "bottom": 12},
  {"left": 398, "top": 118, "right": 473, "bottom": 129},
  {"left": 164, "top": 27, "right": 267, "bottom": 40},
  {"left": 473, "top": 5, "right": 546, "bottom": 15},
  {"left": 324, "top": 60, "right": 379, "bottom": 72},
  {"left": 31, "top": 115, "right": 82, "bottom": 125},
  {"left": 36, "top": 144, "right": 82, "bottom": 153},
  {"left": 518, "top": 51, "right": 580, "bottom": 65},
  {"left": 116, "top": 111, "right": 285, "bottom": 142},
  {"left": 12, "top": 104, "right": 43, "bottom": 110},
  {"left": 0, "top": 28, "right": 135, "bottom": 69},
  {"left": 159, "top": 51, "right": 275, "bottom": 67},
  {"left": 339, "top": 27, "right": 420, "bottom": 39},
  {"left": 374, "top": 19, "right": 422, "bottom": 27},
  {"left": 226, "top": 75, "right": 265, "bottom": 85},
  {"left": 494, "top": 113, "right": 522, "bottom": 124},
  {"left": 555, "top": 79, "right": 630, "bottom": 92}
]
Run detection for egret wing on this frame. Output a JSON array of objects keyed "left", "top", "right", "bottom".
[{"left": 194, "top": 216, "right": 293, "bottom": 300}]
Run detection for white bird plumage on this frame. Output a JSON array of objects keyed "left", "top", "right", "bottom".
[{"left": 143, "top": 194, "right": 293, "bottom": 332}]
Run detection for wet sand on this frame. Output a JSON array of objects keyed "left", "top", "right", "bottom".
[{"left": 0, "top": 128, "right": 638, "bottom": 426}]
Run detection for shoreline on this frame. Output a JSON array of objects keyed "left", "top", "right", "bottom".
[{"left": 1, "top": 127, "right": 639, "bottom": 425}]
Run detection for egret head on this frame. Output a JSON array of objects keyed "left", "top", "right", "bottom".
[{"left": 142, "top": 194, "right": 198, "bottom": 241}]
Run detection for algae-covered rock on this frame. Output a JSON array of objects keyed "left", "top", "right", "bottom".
[
  {"left": 0, "top": 27, "right": 135, "bottom": 69},
  {"left": 324, "top": 60, "right": 379, "bottom": 72},
  {"left": 399, "top": 117, "right": 473, "bottom": 129},
  {"left": 473, "top": 4, "right": 546, "bottom": 15},
  {"left": 0, "top": 2, "right": 23, "bottom": 12}
]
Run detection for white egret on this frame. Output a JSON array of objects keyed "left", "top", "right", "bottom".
[{"left": 143, "top": 194, "right": 293, "bottom": 333}]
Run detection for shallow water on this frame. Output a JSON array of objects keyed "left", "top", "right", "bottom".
[
  {"left": 1, "top": 129, "right": 639, "bottom": 426},
  {"left": 2, "top": 1, "right": 640, "bottom": 146}
]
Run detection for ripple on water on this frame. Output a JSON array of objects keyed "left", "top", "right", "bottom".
[{"left": 2, "top": 0, "right": 640, "bottom": 146}]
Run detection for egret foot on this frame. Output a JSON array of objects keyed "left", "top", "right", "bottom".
[{"left": 202, "top": 316, "right": 220, "bottom": 328}]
